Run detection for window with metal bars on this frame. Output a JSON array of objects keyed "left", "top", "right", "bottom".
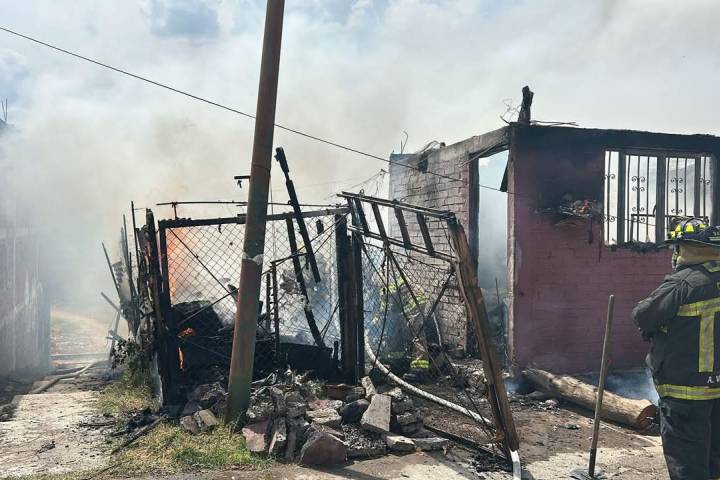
[{"left": 604, "top": 151, "right": 714, "bottom": 245}]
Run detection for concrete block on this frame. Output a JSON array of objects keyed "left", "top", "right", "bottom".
[{"left": 360, "top": 394, "right": 391, "bottom": 434}]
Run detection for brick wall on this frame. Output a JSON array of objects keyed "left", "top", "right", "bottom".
[
  {"left": 386, "top": 124, "right": 720, "bottom": 373},
  {"left": 387, "top": 131, "right": 508, "bottom": 348},
  {"left": 507, "top": 128, "right": 671, "bottom": 373}
]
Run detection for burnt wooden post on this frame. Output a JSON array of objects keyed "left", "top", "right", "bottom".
[
  {"left": 335, "top": 214, "right": 356, "bottom": 383},
  {"left": 275, "top": 147, "right": 321, "bottom": 283},
  {"left": 351, "top": 231, "right": 365, "bottom": 379},
  {"left": 447, "top": 218, "right": 520, "bottom": 455},
  {"left": 145, "top": 210, "right": 179, "bottom": 403},
  {"left": 517, "top": 85, "right": 534, "bottom": 124},
  {"left": 286, "top": 217, "right": 325, "bottom": 348}
]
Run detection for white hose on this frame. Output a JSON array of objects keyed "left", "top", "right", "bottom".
[{"left": 365, "top": 343, "right": 522, "bottom": 479}]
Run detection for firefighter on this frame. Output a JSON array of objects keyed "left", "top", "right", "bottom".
[{"left": 632, "top": 218, "right": 720, "bottom": 480}]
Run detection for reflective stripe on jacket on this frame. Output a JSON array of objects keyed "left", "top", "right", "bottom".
[{"left": 632, "top": 261, "right": 720, "bottom": 400}]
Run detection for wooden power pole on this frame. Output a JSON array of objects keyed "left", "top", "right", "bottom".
[{"left": 226, "top": 0, "right": 285, "bottom": 423}]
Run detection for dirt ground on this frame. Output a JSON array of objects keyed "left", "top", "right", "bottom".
[
  {"left": 0, "top": 318, "right": 671, "bottom": 480},
  {"left": 0, "top": 364, "right": 112, "bottom": 478},
  {"left": 0, "top": 372, "right": 669, "bottom": 480},
  {"left": 132, "top": 452, "right": 479, "bottom": 480},
  {"left": 413, "top": 385, "right": 668, "bottom": 480},
  {"left": 50, "top": 306, "right": 117, "bottom": 357}
]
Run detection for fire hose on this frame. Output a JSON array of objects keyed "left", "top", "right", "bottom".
[{"left": 364, "top": 343, "right": 522, "bottom": 480}]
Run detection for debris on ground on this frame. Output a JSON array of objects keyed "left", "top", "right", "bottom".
[{"left": 165, "top": 370, "right": 455, "bottom": 465}]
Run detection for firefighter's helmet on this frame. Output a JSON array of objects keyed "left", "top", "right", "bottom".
[{"left": 667, "top": 217, "right": 720, "bottom": 247}]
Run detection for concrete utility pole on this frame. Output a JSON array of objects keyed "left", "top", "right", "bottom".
[{"left": 226, "top": 0, "right": 285, "bottom": 423}]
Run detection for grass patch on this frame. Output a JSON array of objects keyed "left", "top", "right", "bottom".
[
  {"left": 95, "top": 367, "right": 157, "bottom": 415},
  {"left": 1, "top": 354, "right": 270, "bottom": 479},
  {"left": 109, "top": 422, "right": 270, "bottom": 475},
  {"left": 1, "top": 423, "right": 269, "bottom": 480}
]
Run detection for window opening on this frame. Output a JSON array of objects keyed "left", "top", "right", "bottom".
[{"left": 604, "top": 151, "right": 713, "bottom": 246}]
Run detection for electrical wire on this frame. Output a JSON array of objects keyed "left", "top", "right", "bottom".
[{"left": 0, "top": 26, "right": 464, "bottom": 184}]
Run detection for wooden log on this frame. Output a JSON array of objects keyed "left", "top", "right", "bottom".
[{"left": 523, "top": 368, "right": 657, "bottom": 430}]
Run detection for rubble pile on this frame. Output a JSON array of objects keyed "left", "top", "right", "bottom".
[{"left": 175, "top": 374, "right": 450, "bottom": 465}]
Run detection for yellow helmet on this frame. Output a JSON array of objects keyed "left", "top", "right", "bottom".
[{"left": 667, "top": 218, "right": 720, "bottom": 247}]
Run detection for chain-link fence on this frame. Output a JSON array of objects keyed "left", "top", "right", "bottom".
[
  {"left": 341, "top": 191, "right": 518, "bottom": 460},
  {"left": 359, "top": 238, "right": 502, "bottom": 445},
  {"left": 136, "top": 194, "right": 516, "bottom": 460},
  {"left": 151, "top": 208, "right": 348, "bottom": 397}
]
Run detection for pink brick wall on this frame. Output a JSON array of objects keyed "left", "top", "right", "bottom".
[
  {"left": 508, "top": 138, "right": 672, "bottom": 373},
  {"left": 388, "top": 124, "right": 719, "bottom": 373}
]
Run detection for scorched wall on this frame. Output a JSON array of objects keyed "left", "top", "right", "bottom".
[{"left": 507, "top": 125, "right": 720, "bottom": 373}]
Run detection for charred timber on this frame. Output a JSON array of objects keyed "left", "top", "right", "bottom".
[{"left": 523, "top": 368, "right": 657, "bottom": 430}]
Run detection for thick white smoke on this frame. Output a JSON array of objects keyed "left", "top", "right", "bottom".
[{"left": 0, "top": 0, "right": 718, "bottom": 316}]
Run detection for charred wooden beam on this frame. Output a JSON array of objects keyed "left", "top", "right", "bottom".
[
  {"left": 517, "top": 86, "right": 534, "bottom": 124},
  {"left": 146, "top": 210, "right": 181, "bottom": 403},
  {"left": 447, "top": 219, "right": 520, "bottom": 453},
  {"left": 285, "top": 217, "right": 325, "bottom": 348},
  {"left": 335, "top": 214, "right": 357, "bottom": 383},
  {"left": 394, "top": 208, "right": 412, "bottom": 248},
  {"left": 351, "top": 231, "right": 365, "bottom": 378},
  {"left": 416, "top": 213, "right": 435, "bottom": 257},
  {"left": 275, "top": 147, "right": 321, "bottom": 283},
  {"left": 353, "top": 198, "right": 370, "bottom": 235},
  {"left": 346, "top": 197, "right": 360, "bottom": 229},
  {"left": 371, "top": 203, "right": 387, "bottom": 240}
]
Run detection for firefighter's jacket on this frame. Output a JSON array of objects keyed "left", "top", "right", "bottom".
[{"left": 632, "top": 261, "right": 720, "bottom": 400}]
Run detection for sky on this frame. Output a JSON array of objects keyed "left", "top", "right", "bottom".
[{"left": 1, "top": 0, "right": 719, "bottom": 308}]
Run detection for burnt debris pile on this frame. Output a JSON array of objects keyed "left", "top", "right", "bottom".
[
  {"left": 108, "top": 189, "right": 520, "bottom": 469},
  {"left": 174, "top": 372, "right": 448, "bottom": 465}
]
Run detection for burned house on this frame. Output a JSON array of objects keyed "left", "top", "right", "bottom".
[{"left": 389, "top": 121, "right": 720, "bottom": 373}]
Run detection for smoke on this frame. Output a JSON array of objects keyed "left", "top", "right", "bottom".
[
  {"left": 581, "top": 369, "right": 659, "bottom": 405},
  {"left": 477, "top": 152, "right": 509, "bottom": 292},
  {"left": 1, "top": 0, "right": 719, "bottom": 317}
]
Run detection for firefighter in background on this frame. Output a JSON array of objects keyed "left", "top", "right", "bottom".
[{"left": 633, "top": 218, "right": 720, "bottom": 480}]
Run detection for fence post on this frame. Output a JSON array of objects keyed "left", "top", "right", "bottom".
[
  {"left": 447, "top": 218, "right": 519, "bottom": 454},
  {"left": 351, "top": 232, "right": 365, "bottom": 380},
  {"left": 285, "top": 217, "right": 325, "bottom": 348},
  {"left": 335, "top": 214, "right": 355, "bottom": 383},
  {"left": 146, "top": 211, "right": 179, "bottom": 403}
]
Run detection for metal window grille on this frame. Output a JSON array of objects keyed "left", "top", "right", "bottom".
[{"left": 604, "top": 150, "right": 714, "bottom": 245}]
